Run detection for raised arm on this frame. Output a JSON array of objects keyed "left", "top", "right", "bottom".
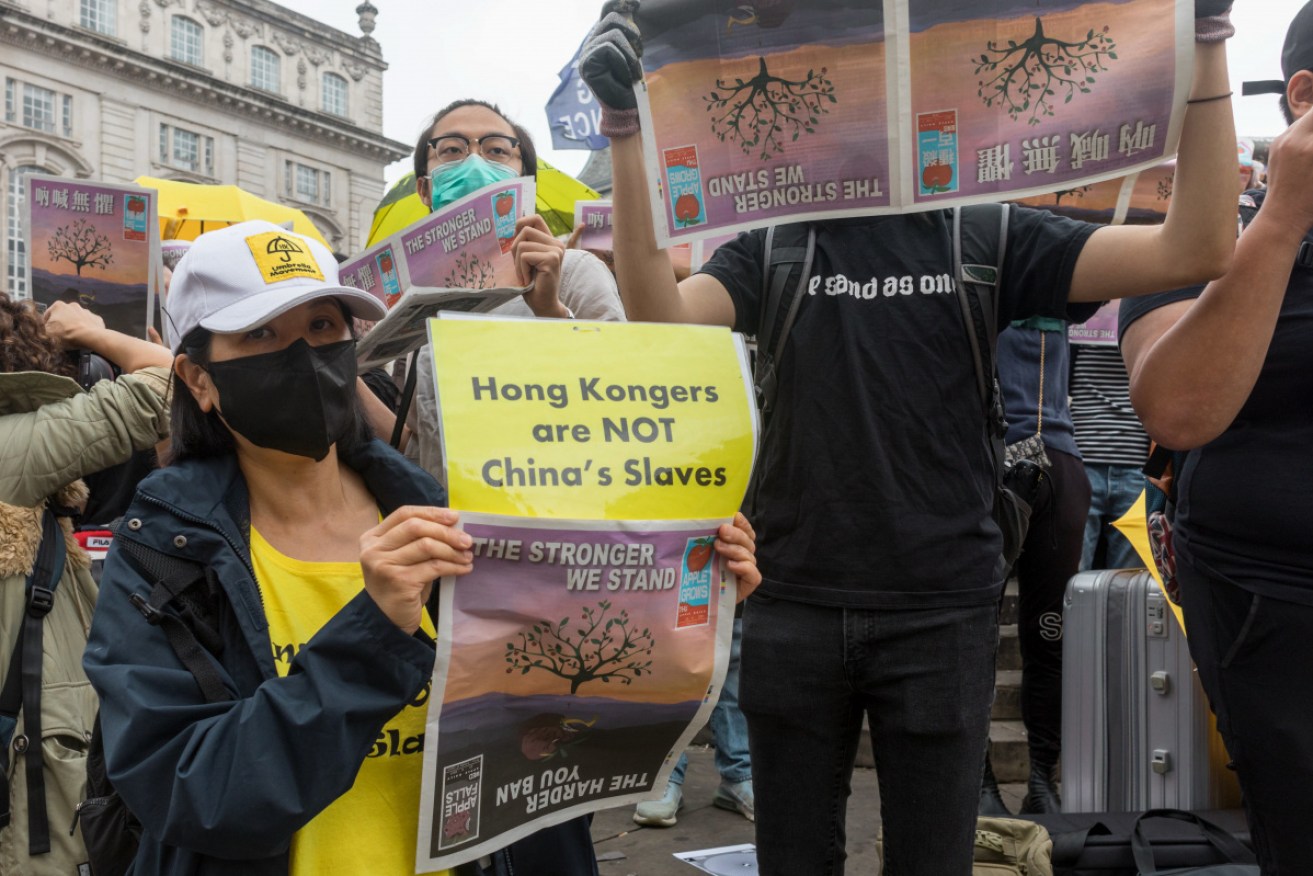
[
  {"left": 1068, "top": 41, "right": 1237, "bottom": 302},
  {"left": 43, "top": 300, "right": 173, "bottom": 373},
  {"left": 583, "top": 2, "right": 736, "bottom": 327},
  {"left": 1121, "top": 98, "right": 1313, "bottom": 450}
]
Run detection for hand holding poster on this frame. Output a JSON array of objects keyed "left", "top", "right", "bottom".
[
  {"left": 342, "top": 178, "right": 537, "bottom": 366},
  {"left": 24, "top": 175, "right": 159, "bottom": 338},
  {"left": 340, "top": 178, "right": 535, "bottom": 308},
  {"left": 633, "top": 0, "right": 1190, "bottom": 246},
  {"left": 417, "top": 315, "right": 757, "bottom": 870}
]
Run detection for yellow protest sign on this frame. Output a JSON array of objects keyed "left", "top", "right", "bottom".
[{"left": 428, "top": 314, "right": 757, "bottom": 520}]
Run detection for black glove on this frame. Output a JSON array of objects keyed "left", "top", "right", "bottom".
[
  {"left": 1194, "top": 0, "right": 1233, "bottom": 18},
  {"left": 580, "top": 1, "right": 644, "bottom": 114}
]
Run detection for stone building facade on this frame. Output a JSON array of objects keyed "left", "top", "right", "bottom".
[{"left": 0, "top": 0, "right": 409, "bottom": 296}]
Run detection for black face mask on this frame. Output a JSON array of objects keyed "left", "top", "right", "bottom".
[{"left": 205, "top": 338, "right": 357, "bottom": 461}]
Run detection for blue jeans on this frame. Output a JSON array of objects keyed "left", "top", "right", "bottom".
[
  {"left": 670, "top": 617, "right": 751, "bottom": 785},
  {"left": 739, "top": 595, "right": 998, "bottom": 876},
  {"left": 1081, "top": 462, "right": 1145, "bottom": 571}
]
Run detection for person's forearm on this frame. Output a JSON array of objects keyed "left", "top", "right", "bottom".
[
  {"left": 1157, "top": 41, "right": 1237, "bottom": 278},
  {"left": 1126, "top": 211, "right": 1301, "bottom": 449},
  {"left": 82, "top": 327, "right": 173, "bottom": 373},
  {"left": 610, "top": 134, "right": 693, "bottom": 323}
]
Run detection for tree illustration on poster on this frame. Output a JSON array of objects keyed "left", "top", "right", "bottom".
[
  {"left": 973, "top": 18, "right": 1118, "bottom": 125},
  {"left": 442, "top": 251, "right": 494, "bottom": 289},
  {"left": 704, "top": 57, "right": 837, "bottom": 160},
  {"left": 48, "top": 218, "right": 114, "bottom": 277},
  {"left": 505, "top": 599, "right": 656, "bottom": 695}
]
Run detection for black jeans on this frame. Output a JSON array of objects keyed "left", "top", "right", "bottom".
[
  {"left": 739, "top": 594, "right": 998, "bottom": 875},
  {"left": 1178, "top": 557, "right": 1313, "bottom": 876},
  {"left": 1015, "top": 448, "right": 1090, "bottom": 759}
]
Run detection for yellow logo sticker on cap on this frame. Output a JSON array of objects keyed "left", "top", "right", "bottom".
[{"left": 245, "top": 232, "right": 325, "bottom": 283}]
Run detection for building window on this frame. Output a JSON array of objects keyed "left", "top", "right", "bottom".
[
  {"left": 80, "top": 0, "right": 117, "bottom": 36},
  {"left": 322, "top": 72, "right": 348, "bottom": 117},
  {"left": 284, "top": 160, "right": 331, "bottom": 207},
  {"left": 4, "top": 79, "right": 72, "bottom": 138},
  {"left": 250, "top": 46, "right": 280, "bottom": 93},
  {"left": 170, "top": 16, "right": 204, "bottom": 66},
  {"left": 159, "top": 123, "right": 215, "bottom": 176},
  {"left": 7, "top": 166, "right": 45, "bottom": 298}
]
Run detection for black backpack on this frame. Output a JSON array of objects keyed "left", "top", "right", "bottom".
[
  {"left": 73, "top": 538, "right": 233, "bottom": 876},
  {"left": 745, "top": 205, "right": 1029, "bottom": 569},
  {"left": 0, "top": 507, "right": 68, "bottom": 857}
]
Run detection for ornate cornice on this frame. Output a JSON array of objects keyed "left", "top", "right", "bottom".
[{"left": 0, "top": 6, "right": 408, "bottom": 164}]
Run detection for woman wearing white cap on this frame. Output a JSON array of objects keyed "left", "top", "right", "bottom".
[
  {"left": 81, "top": 220, "right": 467, "bottom": 876},
  {"left": 79, "top": 218, "right": 763, "bottom": 876}
]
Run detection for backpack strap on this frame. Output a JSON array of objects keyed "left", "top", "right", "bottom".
[
  {"left": 0, "top": 507, "right": 67, "bottom": 854},
  {"left": 953, "top": 204, "right": 1011, "bottom": 484},
  {"left": 754, "top": 223, "right": 816, "bottom": 421},
  {"left": 116, "top": 538, "right": 234, "bottom": 704},
  {"left": 392, "top": 348, "right": 421, "bottom": 450}
]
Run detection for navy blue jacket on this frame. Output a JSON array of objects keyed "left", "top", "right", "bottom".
[{"left": 83, "top": 439, "right": 441, "bottom": 876}]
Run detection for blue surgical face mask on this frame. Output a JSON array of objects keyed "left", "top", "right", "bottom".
[{"left": 428, "top": 154, "right": 519, "bottom": 212}]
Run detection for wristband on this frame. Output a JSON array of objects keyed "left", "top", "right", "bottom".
[
  {"left": 1187, "top": 91, "right": 1233, "bottom": 104},
  {"left": 1195, "top": 13, "right": 1234, "bottom": 43},
  {"left": 599, "top": 107, "right": 641, "bottom": 139}
]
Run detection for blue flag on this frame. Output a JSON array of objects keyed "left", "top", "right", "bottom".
[{"left": 545, "top": 37, "right": 609, "bottom": 151}]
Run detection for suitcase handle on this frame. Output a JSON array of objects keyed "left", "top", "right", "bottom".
[{"left": 1131, "top": 809, "right": 1258, "bottom": 874}]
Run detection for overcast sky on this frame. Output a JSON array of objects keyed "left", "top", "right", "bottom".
[{"left": 277, "top": 1, "right": 1304, "bottom": 188}]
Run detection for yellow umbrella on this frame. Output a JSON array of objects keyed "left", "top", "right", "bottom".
[
  {"left": 1112, "top": 489, "right": 1186, "bottom": 633},
  {"left": 134, "top": 176, "right": 329, "bottom": 247},
  {"left": 535, "top": 159, "right": 600, "bottom": 237},
  {"left": 366, "top": 162, "right": 600, "bottom": 247},
  {"left": 366, "top": 174, "right": 427, "bottom": 247}
]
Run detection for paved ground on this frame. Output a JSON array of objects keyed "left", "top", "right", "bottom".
[{"left": 589, "top": 746, "right": 1029, "bottom": 874}]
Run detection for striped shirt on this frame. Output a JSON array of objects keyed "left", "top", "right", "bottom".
[{"left": 1070, "top": 343, "right": 1150, "bottom": 466}]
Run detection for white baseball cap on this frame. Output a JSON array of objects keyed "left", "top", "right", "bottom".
[{"left": 164, "top": 220, "right": 386, "bottom": 353}]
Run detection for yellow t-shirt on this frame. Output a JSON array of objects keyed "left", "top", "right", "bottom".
[{"left": 250, "top": 527, "right": 447, "bottom": 876}]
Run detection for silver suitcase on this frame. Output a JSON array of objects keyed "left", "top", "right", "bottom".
[{"left": 1061, "top": 569, "right": 1240, "bottom": 812}]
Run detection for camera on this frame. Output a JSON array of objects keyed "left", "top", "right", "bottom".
[
  {"left": 1003, "top": 457, "right": 1048, "bottom": 509},
  {"left": 72, "top": 350, "right": 117, "bottom": 390}
]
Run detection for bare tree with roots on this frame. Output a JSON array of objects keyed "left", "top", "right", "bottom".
[
  {"left": 47, "top": 218, "right": 114, "bottom": 277},
  {"left": 505, "top": 600, "right": 656, "bottom": 695},
  {"left": 973, "top": 18, "right": 1118, "bottom": 126},
  {"left": 704, "top": 57, "right": 837, "bottom": 160},
  {"left": 442, "top": 252, "right": 493, "bottom": 289}
]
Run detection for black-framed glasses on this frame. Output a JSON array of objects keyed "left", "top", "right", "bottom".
[{"left": 426, "top": 134, "right": 521, "bottom": 166}]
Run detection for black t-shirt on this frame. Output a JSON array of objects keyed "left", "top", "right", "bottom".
[
  {"left": 700, "top": 208, "right": 1097, "bottom": 608},
  {"left": 1119, "top": 191, "right": 1313, "bottom": 606}
]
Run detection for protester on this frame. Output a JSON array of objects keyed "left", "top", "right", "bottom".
[
  {"left": 581, "top": 0, "right": 1238, "bottom": 871},
  {"left": 1070, "top": 340, "right": 1150, "bottom": 571},
  {"left": 408, "top": 100, "right": 624, "bottom": 873},
  {"left": 82, "top": 221, "right": 471, "bottom": 876},
  {"left": 405, "top": 99, "right": 624, "bottom": 481},
  {"left": 0, "top": 296, "right": 172, "bottom": 876},
  {"left": 82, "top": 219, "right": 761, "bottom": 876},
  {"left": 1119, "top": 5, "right": 1313, "bottom": 871},
  {"left": 982, "top": 322, "right": 1090, "bottom": 816}
]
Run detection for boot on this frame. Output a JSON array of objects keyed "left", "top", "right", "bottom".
[
  {"left": 1020, "top": 751, "right": 1061, "bottom": 814},
  {"left": 979, "top": 752, "right": 1011, "bottom": 816}
]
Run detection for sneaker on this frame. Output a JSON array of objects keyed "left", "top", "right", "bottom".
[
  {"left": 713, "top": 779, "right": 754, "bottom": 822},
  {"left": 632, "top": 781, "right": 683, "bottom": 827}
]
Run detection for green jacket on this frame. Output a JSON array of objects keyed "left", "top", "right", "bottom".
[{"left": 0, "top": 367, "right": 170, "bottom": 876}]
